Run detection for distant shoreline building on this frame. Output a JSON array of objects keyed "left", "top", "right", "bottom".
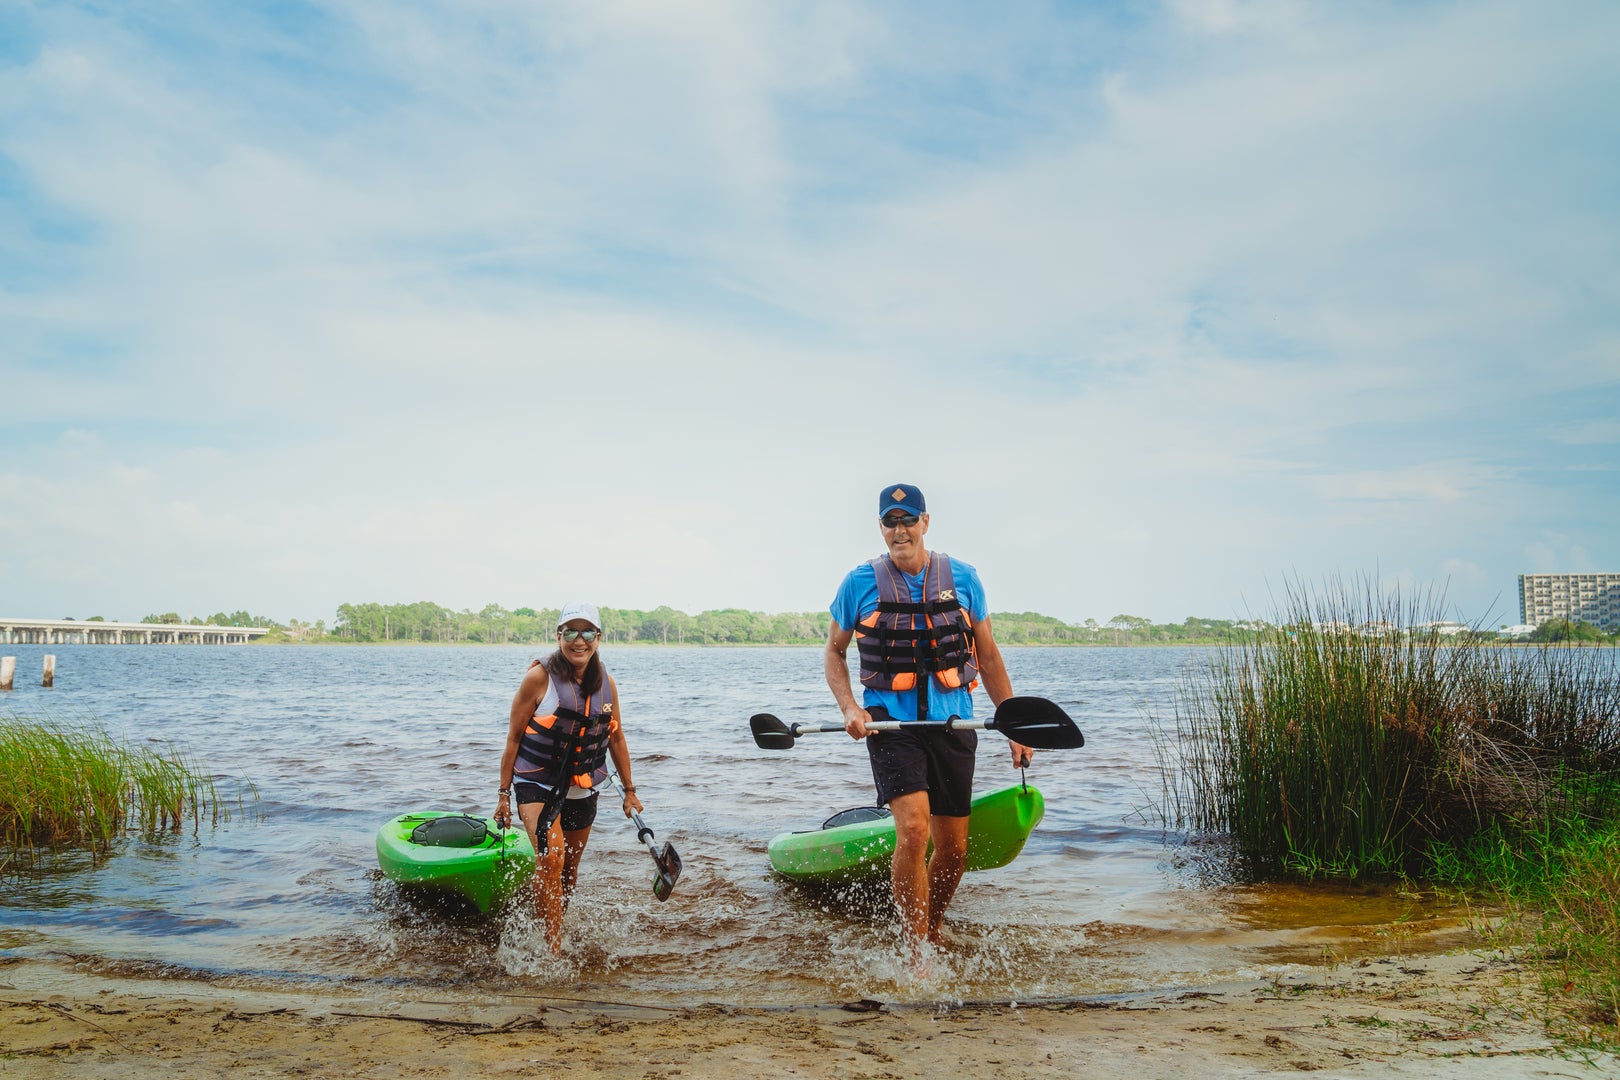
[{"left": 1518, "top": 573, "right": 1620, "bottom": 633}]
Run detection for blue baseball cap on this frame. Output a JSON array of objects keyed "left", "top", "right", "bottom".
[{"left": 878, "top": 484, "right": 926, "bottom": 518}]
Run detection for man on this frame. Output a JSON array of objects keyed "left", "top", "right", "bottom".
[{"left": 824, "top": 483, "right": 1031, "bottom": 956}]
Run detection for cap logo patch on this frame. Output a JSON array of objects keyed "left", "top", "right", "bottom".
[{"left": 891, "top": 487, "right": 908, "bottom": 501}]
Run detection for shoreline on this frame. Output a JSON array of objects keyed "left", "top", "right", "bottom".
[
  {"left": 3, "top": 950, "right": 1612, "bottom": 1078},
  {"left": 9, "top": 638, "right": 1268, "bottom": 649}
]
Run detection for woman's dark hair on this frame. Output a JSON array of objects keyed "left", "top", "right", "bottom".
[{"left": 544, "top": 640, "right": 604, "bottom": 699}]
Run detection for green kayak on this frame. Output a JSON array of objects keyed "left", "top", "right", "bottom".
[
  {"left": 767, "top": 784, "right": 1045, "bottom": 884},
  {"left": 375, "top": 811, "right": 536, "bottom": 914}
]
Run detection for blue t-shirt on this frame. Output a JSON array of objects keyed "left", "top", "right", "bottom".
[{"left": 829, "top": 553, "right": 987, "bottom": 721}]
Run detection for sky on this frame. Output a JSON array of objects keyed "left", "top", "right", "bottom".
[{"left": 2, "top": 0, "right": 1617, "bottom": 631}]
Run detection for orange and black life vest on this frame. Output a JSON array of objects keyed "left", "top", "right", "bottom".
[
  {"left": 513, "top": 672, "right": 617, "bottom": 791},
  {"left": 855, "top": 553, "right": 979, "bottom": 708}
]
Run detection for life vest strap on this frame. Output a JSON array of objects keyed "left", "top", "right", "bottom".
[
  {"left": 871, "top": 599, "right": 964, "bottom": 617},
  {"left": 856, "top": 622, "right": 974, "bottom": 644},
  {"left": 860, "top": 656, "right": 964, "bottom": 676},
  {"left": 859, "top": 632, "right": 973, "bottom": 656}
]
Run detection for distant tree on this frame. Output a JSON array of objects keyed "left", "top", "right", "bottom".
[
  {"left": 205, "top": 609, "right": 279, "bottom": 628},
  {"left": 86, "top": 615, "right": 105, "bottom": 622},
  {"left": 142, "top": 613, "right": 183, "bottom": 625},
  {"left": 1530, "top": 619, "right": 1606, "bottom": 644},
  {"left": 1105, "top": 614, "right": 1150, "bottom": 643}
]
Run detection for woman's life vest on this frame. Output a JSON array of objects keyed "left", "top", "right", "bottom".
[
  {"left": 855, "top": 553, "right": 979, "bottom": 699},
  {"left": 513, "top": 669, "right": 618, "bottom": 791}
]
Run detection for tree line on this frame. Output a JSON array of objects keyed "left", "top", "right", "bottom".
[
  {"left": 128, "top": 603, "right": 1273, "bottom": 645},
  {"left": 128, "top": 603, "right": 1620, "bottom": 647},
  {"left": 141, "top": 611, "right": 287, "bottom": 629},
  {"left": 324, "top": 604, "right": 1275, "bottom": 645}
]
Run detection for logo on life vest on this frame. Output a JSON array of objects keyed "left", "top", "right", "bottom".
[
  {"left": 939, "top": 589, "right": 956, "bottom": 601},
  {"left": 602, "top": 703, "right": 613, "bottom": 715},
  {"left": 891, "top": 487, "right": 907, "bottom": 501}
]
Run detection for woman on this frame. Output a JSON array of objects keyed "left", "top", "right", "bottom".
[{"left": 495, "top": 602, "right": 643, "bottom": 954}]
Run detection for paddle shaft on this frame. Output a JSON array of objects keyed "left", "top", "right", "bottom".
[
  {"left": 630, "top": 809, "right": 660, "bottom": 852},
  {"left": 627, "top": 807, "right": 681, "bottom": 901},
  {"left": 787, "top": 717, "right": 998, "bottom": 738}
]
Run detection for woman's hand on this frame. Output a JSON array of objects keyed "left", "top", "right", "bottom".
[
  {"left": 621, "top": 788, "right": 644, "bottom": 816},
  {"left": 495, "top": 791, "right": 512, "bottom": 828}
]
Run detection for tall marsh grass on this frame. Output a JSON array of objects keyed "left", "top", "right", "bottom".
[
  {"left": 0, "top": 715, "right": 237, "bottom": 862},
  {"left": 1162, "top": 579, "right": 1620, "bottom": 878}
]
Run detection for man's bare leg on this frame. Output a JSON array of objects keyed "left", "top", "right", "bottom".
[
  {"left": 926, "top": 814, "right": 970, "bottom": 943},
  {"left": 887, "top": 790, "right": 934, "bottom": 955}
]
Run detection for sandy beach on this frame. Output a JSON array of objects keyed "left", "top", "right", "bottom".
[{"left": 3, "top": 949, "right": 1612, "bottom": 1079}]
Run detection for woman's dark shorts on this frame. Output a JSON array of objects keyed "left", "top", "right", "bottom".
[
  {"left": 513, "top": 783, "right": 600, "bottom": 832},
  {"left": 864, "top": 706, "right": 977, "bottom": 818}
]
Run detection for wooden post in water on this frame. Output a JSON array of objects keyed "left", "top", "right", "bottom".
[
  {"left": 0, "top": 656, "right": 13, "bottom": 691},
  {"left": 43, "top": 654, "right": 55, "bottom": 688}
]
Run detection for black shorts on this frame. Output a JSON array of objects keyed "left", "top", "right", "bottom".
[
  {"left": 864, "top": 707, "right": 977, "bottom": 818},
  {"left": 513, "top": 784, "right": 600, "bottom": 832}
]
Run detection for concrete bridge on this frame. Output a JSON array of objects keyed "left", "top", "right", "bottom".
[{"left": 0, "top": 618, "right": 271, "bottom": 645}]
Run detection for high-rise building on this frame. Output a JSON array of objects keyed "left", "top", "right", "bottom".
[{"left": 1518, "top": 573, "right": 1620, "bottom": 632}]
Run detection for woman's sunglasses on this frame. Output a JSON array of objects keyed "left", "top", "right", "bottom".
[{"left": 559, "top": 628, "right": 601, "bottom": 643}]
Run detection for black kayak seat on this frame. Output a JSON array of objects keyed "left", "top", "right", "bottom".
[
  {"left": 410, "top": 815, "right": 489, "bottom": 848},
  {"left": 821, "top": 806, "right": 892, "bottom": 830}
]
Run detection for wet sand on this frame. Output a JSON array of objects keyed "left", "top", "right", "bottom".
[{"left": 3, "top": 950, "right": 1611, "bottom": 1078}]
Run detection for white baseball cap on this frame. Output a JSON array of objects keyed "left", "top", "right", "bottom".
[{"left": 557, "top": 602, "right": 602, "bottom": 630}]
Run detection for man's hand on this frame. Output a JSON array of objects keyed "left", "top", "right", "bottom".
[
  {"left": 1009, "top": 740, "right": 1034, "bottom": 769},
  {"left": 843, "top": 704, "right": 874, "bottom": 739}
]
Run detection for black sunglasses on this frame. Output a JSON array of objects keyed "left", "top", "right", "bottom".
[
  {"left": 559, "top": 628, "right": 601, "bottom": 642},
  {"left": 881, "top": 513, "right": 921, "bottom": 528}
]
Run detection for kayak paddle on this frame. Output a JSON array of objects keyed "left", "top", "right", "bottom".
[
  {"left": 749, "top": 695, "right": 1084, "bottom": 751},
  {"left": 629, "top": 808, "right": 682, "bottom": 902}
]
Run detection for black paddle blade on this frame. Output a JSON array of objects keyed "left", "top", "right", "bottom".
[
  {"left": 652, "top": 843, "right": 682, "bottom": 901},
  {"left": 991, "top": 696, "right": 1085, "bottom": 750},
  {"left": 750, "top": 712, "right": 797, "bottom": 750}
]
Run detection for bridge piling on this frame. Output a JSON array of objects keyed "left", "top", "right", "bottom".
[
  {"left": 43, "top": 654, "right": 55, "bottom": 687},
  {"left": 1, "top": 657, "right": 13, "bottom": 691}
]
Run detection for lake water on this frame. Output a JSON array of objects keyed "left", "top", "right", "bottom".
[{"left": 0, "top": 644, "right": 1472, "bottom": 1006}]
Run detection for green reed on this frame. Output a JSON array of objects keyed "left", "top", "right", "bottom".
[
  {"left": 0, "top": 716, "right": 233, "bottom": 860},
  {"left": 1161, "top": 577, "right": 1620, "bottom": 878},
  {"left": 1430, "top": 816, "right": 1620, "bottom": 1049},
  {"left": 1538, "top": 825, "right": 1620, "bottom": 1045}
]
